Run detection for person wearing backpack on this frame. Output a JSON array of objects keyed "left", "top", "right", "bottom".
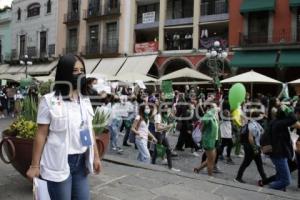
[{"left": 235, "top": 111, "right": 267, "bottom": 184}]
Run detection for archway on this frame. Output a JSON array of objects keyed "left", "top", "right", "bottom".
[
  {"left": 161, "top": 58, "right": 192, "bottom": 75},
  {"left": 147, "top": 63, "right": 159, "bottom": 78}
]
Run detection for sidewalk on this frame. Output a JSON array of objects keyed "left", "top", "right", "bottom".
[{"left": 0, "top": 155, "right": 298, "bottom": 200}]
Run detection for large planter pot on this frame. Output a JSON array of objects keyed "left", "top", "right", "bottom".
[
  {"left": 0, "top": 135, "right": 33, "bottom": 178},
  {"left": 95, "top": 129, "right": 110, "bottom": 159}
]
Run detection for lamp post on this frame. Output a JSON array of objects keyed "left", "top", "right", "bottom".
[
  {"left": 205, "top": 40, "right": 228, "bottom": 89},
  {"left": 20, "top": 55, "right": 33, "bottom": 78}
]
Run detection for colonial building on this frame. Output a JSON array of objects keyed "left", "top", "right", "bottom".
[
  {"left": 0, "top": 7, "right": 12, "bottom": 63},
  {"left": 230, "top": 0, "right": 300, "bottom": 82},
  {"left": 10, "top": 0, "right": 58, "bottom": 61}
]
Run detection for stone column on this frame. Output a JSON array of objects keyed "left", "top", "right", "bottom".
[
  {"left": 159, "top": 0, "right": 167, "bottom": 51},
  {"left": 193, "top": 0, "right": 201, "bottom": 50}
]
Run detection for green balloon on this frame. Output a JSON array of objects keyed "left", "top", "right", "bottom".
[{"left": 229, "top": 83, "right": 246, "bottom": 110}]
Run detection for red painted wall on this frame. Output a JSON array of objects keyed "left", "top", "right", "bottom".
[
  {"left": 229, "top": 0, "right": 244, "bottom": 48},
  {"left": 273, "top": 0, "right": 292, "bottom": 43}
]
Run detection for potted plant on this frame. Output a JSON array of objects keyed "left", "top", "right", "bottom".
[
  {"left": 92, "top": 108, "right": 111, "bottom": 159},
  {"left": 0, "top": 97, "right": 37, "bottom": 177}
]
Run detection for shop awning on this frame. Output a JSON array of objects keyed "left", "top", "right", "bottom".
[
  {"left": 240, "top": 0, "right": 276, "bottom": 13},
  {"left": 5, "top": 66, "right": 25, "bottom": 74},
  {"left": 83, "top": 59, "right": 101, "bottom": 74},
  {"left": 117, "top": 55, "right": 157, "bottom": 75},
  {"left": 290, "top": 0, "right": 300, "bottom": 7},
  {"left": 278, "top": 50, "right": 300, "bottom": 67},
  {"left": 0, "top": 64, "right": 9, "bottom": 74},
  {"left": 92, "top": 57, "right": 126, "bottom": 76},
  {"left": 27, "top": 61, "right": 58, "bottom": 75},
  {"left": 230, "top": 51, "right": 277, "bottom": 68}
]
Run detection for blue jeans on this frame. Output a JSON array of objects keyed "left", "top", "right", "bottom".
[
  {"left": 269, "top": 157, "right": 291, "bottom": 190},
  {"left": 135, "top": 137, "right": 151, "bottom": 163},
  {"left": 47, "top": 154, "right": 90, "bottom": 200},
  {"left": 109, "top": 119, "right": 122, "bottom": 149}
]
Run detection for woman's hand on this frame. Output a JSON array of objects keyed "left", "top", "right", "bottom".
[
  {"left": 93, "top": 157, "right": 102, "bottom": 174},
  {"left": 26, "top": 166, "right": 40, "bottom": 181}
]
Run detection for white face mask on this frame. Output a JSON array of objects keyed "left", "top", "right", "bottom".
[{"left": 145, "top": 108, "right": 151, "bottom": 114}]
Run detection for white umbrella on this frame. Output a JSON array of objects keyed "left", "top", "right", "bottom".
[
  {"left": 221, "top": 70, "right": 282, "bottom": 98},
  {"left": 108, "top": 72, "right": 157, "bottom": 82},
  {"left": 221, "top": 70, "right": 282, "bottom": 84},
  {"left": 289, "top": 79, "right": 300, "bottom": 84},
  {"left": 0, "top": 73, "right": 29, "bottom": 82},
  {"left": 159, "top": 67, "right": 213, "bottom": 81}
]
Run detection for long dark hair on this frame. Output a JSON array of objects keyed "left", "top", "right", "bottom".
[{"left": 53, "top": 54, "right": 87, "bottom": 99}]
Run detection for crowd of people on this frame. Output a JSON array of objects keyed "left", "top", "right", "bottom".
[{"left": 91, "top": 84, "right": 300, "bottom": 191}]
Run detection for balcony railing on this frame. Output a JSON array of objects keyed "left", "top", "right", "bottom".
[
  {"left": 64, "top": 11, "right": 80, "bottom": 24},
  {"left": 103, "top": 1, "right": 120, "bottom": 15},
  {"left": 201, "top": 0, "right": 228, "bottom": 16},
  {"left": 65, "top": 45, "right": 78, "bottom": 54},
  {"left": 239, "top": 31, "right": 300, "bottom": 47},
  {"left": 85, "top": 42, "right": 100, "bottom": 56},
  {"left": 165, "top": 38, "right": 193, "bottom": 50},
  {"left": 102, "top": 41, "right": 119, "bottom": 54},
  {"left": 83, "top": 7, "right": 102, "bottom": 21}
]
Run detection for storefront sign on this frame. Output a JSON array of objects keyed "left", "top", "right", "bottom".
[
  {"left": 142, "top": 12, "right": 155, "bottom": 24},
  {"left": 135, "top": 41, "right": 158, "bottom": 53}
]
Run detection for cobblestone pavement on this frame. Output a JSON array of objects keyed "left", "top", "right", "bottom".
[{"left": 0, "top": 118, "right": 299, "bottom": 200}]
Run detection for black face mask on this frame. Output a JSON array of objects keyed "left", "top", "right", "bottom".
[{"left": 71, "top": 73, "right": 86, "bottom": 90}]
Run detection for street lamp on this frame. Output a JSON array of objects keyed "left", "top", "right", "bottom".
[
  {"left": 20, "top": 55, "right": 33, "bottom": 78},
  {"left": 205, "top": 40, "right": 228, "bottom": 88}
]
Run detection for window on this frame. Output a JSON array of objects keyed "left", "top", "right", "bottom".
[
  {"left": 27, "top": 3, "right": 40, "bottom": 17},
  {"left": 40, "top": 31, "right": 47, "bottom": 57},
  {"left": 170, "top": 0, "right": 193, "bottom": 19},
  {"left": 108, "top": 0, "right": 118, "bottom": 10},
  {"left": 106, "top": 22, "right": 118, "bottom": 49},
  {"left": 47, "top": 0, "right": 52, "bottom": 13},
  {"left": 88, "top": 25, "right": 99, "bottom": 53},
  {"left": 17, "top": 8, "right": 21, "bottom": 20},
  {"left": 137, "top": 3, "right": 159, "bottom": 23},
  {"left": 248, "top": 12, "right": 269, "bottom": 44},
  {"left": 68, "top": 28, "right": 78, "bottom": 53},
  {"left": 88, "top": 0, "right": 101, "bottom": 15},
  {"left": 20, "top": 35, "right": 26, "bottom": 58},
  {"left": 71, "top": 0, "right": 79, "bottom": 13}
]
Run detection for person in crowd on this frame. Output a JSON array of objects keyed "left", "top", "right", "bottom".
[
  {"left": 122, "top": 95, "right": 135, "bottom": 147},
  {"left": 0, "top": 89, "right": 6, "bottom": 118},
  {"left": 14, "top": 90, "right": 24, "bottom": 116},
  {"left": 86, "top": 77, "right": 98, "bottom": 108},
  {"left": 218, "top": 109, "right": 234, "bottom": 164},
  {"left": 235, "top": 110, "right": 267, "bottom": 184},
  {"left": 6, "top": 85, "right": 16, "bottom": 117},
  {"left": 152, "top": 103, "right": 180, "bottom": 171},
  {"left": 26, "top": 54, "right": 101, "bottom": 199},
  {"left": 193, "top": 103, "right": 219, "bottom": 176},
  {"left": 108, "top": 95, "right": 124, "bottom": 153},
  {"left": 268, "top": 105, "right": 300, "bottom": 191},
  {"left": 131, "top": 104, "right": 157, "bottom": 163}
]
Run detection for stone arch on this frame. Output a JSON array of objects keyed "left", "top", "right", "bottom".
[
  {"left": 160, "top": 57, "right": 193, "bottom": 76},
  {"left": 147, "top": 63, "right": 159, "bottom": 78}
]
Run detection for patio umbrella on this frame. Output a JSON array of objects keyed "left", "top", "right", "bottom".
[
  {"left": 159, "top": 68, "right": 213, "bottom": 82},
  {"left": 108, "top": 72, "right": 157, "bottom": 82},
  {"left": 289, "top": 79, "right": 300, "bottom": 84},
  {"left": 221, "top": 70, "right": 282, "bottom": 97}
]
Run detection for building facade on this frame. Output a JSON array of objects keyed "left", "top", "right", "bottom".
[
  {"left": 57, "top": 0, "right": 123, "bottom": 58},
  {"left": 0, "top": 7, "right": 12, "bottom": 63},
  {"left": 11, "top": 0, "right": 58, "bottom": 61},
  {"left": 229, "top": 0, "right": 300, "bottom": 82},
  {"left": 124, "top": 0, "right": 230, "bottom": 78}
]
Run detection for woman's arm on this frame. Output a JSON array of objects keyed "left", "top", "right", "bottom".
[
  {"left": 93, "top": 130, "right": 101, "bottom": 174},
  {"left": 131, "top": 119, "right": 140, "bottom": 136},
  {"left": 26, "top": 124, "right": 49, "bottom": 180}
]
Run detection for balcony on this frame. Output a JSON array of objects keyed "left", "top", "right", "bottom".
[
  {"left": 84, "top": 42, "right": 100, "bottom": 57},
  {"left": 239, "top": 31, "right": 300, "bottom": 48},
  {"left": 200, "top": 0, "right": 229, "bottom": 24},
  {"left": 103, "top": 1, "right": 120, "bottom": 17},
  {"left": 83, "top": 7, "right": 102, "bottom": 22},
  {"left": 200, "top": 36, "right": 228, "bottom": 49},
  {"left": 102, "top": 42, "right": 119, "bottom": 55},
  {"left": 63, "top": 11, "right": 80, "bottom": 25}
]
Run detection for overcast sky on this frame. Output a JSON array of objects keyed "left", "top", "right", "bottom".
[{"left": 0, "top": 0, "right": 13, "bottom": 9}]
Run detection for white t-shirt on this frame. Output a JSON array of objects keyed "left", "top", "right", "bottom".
[
  {"left": 220, "top": 120, "right": 232, "bottom": 139},
  {"left": 135, "top": 115, "right": 149, "bottom": 140},
  {"left": 37, "top": 98, "right": 87, "bottom": 155}
]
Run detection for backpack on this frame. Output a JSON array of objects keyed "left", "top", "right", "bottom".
[
  {"left": 240, "top": 123, "right": 249, "bottom": 144},
  {"left": 260, "top": 123, "right": 273, "bottom": 155}
]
